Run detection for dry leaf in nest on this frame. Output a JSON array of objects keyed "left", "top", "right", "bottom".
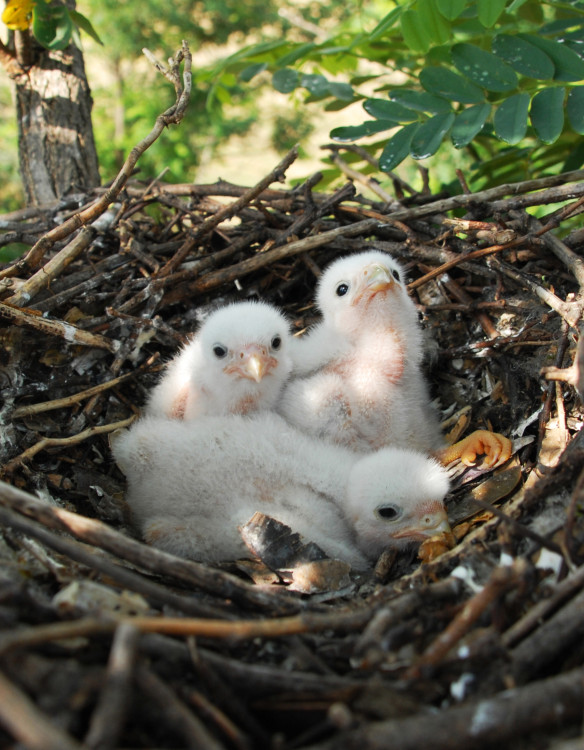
[
  {"left": 239, "top": 511, "right": 351, "bottom": 594},
  {"left": 418, "top": 530, "right": 456, "bottom": 563}
]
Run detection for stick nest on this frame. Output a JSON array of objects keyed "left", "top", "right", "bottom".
[{"left": 1, "top": 156, "right": 584, "bottom": 750}]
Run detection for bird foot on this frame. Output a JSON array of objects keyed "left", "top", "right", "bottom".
[{"left": 439, "top": 429, "right": 513, "bottom": 469}]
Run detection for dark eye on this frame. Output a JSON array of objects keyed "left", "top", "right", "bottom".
[
  {"left": 376, "top": 505, "right": 401, "bottom": 521},
  {"left": 336, "top": 283, "right": 349, "bottom": 297},
  {"left": 213, "top": 344, "right": 228, "bottom": 359},
  {"left": 271, "top": 335, "right": 282, "bottom": 350},
  {"left": 391, "top": 268, "right": 400, "bottom": 282}
]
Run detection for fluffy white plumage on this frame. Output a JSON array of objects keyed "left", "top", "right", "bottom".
[
  {"left": 145, "top": 300, "right": 292, "bottom": 420},
  {"left": 279, "top": 250, "right": 444, "bottom": 454},
  {"left": 112, "top": 412, "right": 451, "bottom": 569}
]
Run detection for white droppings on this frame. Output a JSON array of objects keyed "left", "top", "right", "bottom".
[
  {"left": 451, "top": 565, "right": 483, "bottom": 593},
  {"left": 450, "top": 672, "right": 474, "bottom": 701},
  {"left": 499, "top": 552, "right": 514, "bottom": 567},
  {"left": 457, "top": 645, "right": 470, "bottom": 660}
]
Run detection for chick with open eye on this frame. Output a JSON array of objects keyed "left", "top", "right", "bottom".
[
  {"left": 145, "top": 300, "right": 293, "bottom": 420},
  {"left": 279, "top": 250, "right": 512, "bottom": 468},
  {"left": 112, "top": 412, "right": 451, "bottom": 568}
]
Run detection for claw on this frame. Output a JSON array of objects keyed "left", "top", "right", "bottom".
[{"left": 439, "top": 429, "right": 513, "bottom": 468}]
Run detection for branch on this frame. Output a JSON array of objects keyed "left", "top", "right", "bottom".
[{"left": 0, "top": 40, "right": 192, "bottom": 291}]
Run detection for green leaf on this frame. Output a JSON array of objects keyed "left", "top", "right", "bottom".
[
  {"left": 328, "top": 82, "right": 355, "bottom": 101},
  {"left": 330, "top": 120, "right": 398, "bottom": 142},
  {"left": 389, "top": 89, "right": 452, "bottom": 114},
  {"left": 451, "top": 102, "right": 491, "bottom": 147},
  {"left": 418, "top": 0, "right": 451, "bottom": 45},
  {"left": 436, "top": 0, "right": 466, "bottom": 21},
  {"left": 478, "top": 0, "right": 506, "bottom": 27},
  {"left": 276, "top": 42, "right": 316, "bottom": 68},
  {"left": 493, "top": 92, "right": 530, "bottom": 144},
  {"left": 518, "top": 34, "right": 584, "bottom": 82},
  {"left": 400, "top": 9, "right": 432, "bottom": 53},
  {"left": 419, "top": 66, "right": 485, "bottom": 103},
  {"left": 300, "top": 73, "right": 330, "bottom": 97},
  {"left": 567, "top": 86, "right": 584, "bottom": 134},
  {"left": 68, "top": 10, "right": 102, "bottom": 45},
  {"left": 530, "top": 88, "right": 565, "bottom": 143},
  {"left": 379, "top": 123, "right": 420, "bottom": 171},
  {"left": 32, "top": 0, "right": 73, "bottom": 50},
  {"left": 452, "top": 43, "right": 518, "bottom": 92},
  {"left": 239, "top": 63, "right": 267, "bottom": 82},
  {"left": 410, "top": 112, "right": 455, "bottom": 158},
  {"left": 272, "top": 68, "right": 299, "bottom": 94},
  {"left": 363, "top": 98, "right": 418, "bottom": 122},
  {"left": 369, "top": 7, "right": 403, "bottom": 41},
  {"left": 491, "top": 34, "right": 555, "bottom": 80}
]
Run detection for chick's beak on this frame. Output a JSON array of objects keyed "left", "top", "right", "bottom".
[
  {"left": 353, "top": 263, "right": 394, "bottom": 305},
  {"left": 225, "top": 345, "right": 278, "bottom": 383},
  {"left": 392, "top": 507, "right": 451, "bottom": 542}
]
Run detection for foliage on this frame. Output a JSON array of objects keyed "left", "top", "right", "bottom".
[
  {"left": 2, "top": 0, "right": 101, "bottom": 48},
  {"left": 207, "top": 0, "right": 584, "bottom": 186}
]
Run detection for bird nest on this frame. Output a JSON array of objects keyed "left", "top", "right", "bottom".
[{"left": 1, "top": 150, "right": 584, "bottom": 750}]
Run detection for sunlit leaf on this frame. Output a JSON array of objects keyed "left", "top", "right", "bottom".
[
  {"left": 418, "top": 0, "right": 451, "bottom": 45},
  {"left": 530, "top": 88, "right": 565, "bottom": 143},
  {"left": 493, "top": 92, "right": 530, "bottom": 143},
  {"left": 518, "top": 34, "right": 584, "bottom": 81},
  {"left": 420, "top": 66, "right": 485, "bottom": 103},
  {"left": 389, "top": 89, "right": 452, "bottom": 114},
  {"left": 363, "top": 98, "right": 418, "bottom": 122},
  {"left": 400, "top": 8, "right": 432, "bottom": 53},
  {"left": 452, "top": 43, "right": 518, "bottom": 92},
  {"left": 567, "top": 86, "right": 584, "bottom": 134},
  {"left": 328, "top": 82, "right": 355, "bottom": 101},
  {"left": 436, "top": 0, "right": 466, "bottom": 21},
  {"left": 276, "top": 42, "right": 316, "bottom": 68},
  {"left": 369, "top": 7, "right": 403, "bottom": 41},
  {"left": 411, "top": 112, "right": 455, "bottom": 158},
  {"left": 478, "top": 0, "right": 506, "bottom": 27},
  {"left": 239, "top": 63, "right": 268, "bottom": 82},
  {"left": 300, "top": 74, "right": 330, "bottom": 97},
  {"left": 69, "top": 9, "right": 103, "bottom": 45},
  {"left": 451, "top": 102, "right": 491, "bottom": 147},
  {"left": 379, "top": 123, "right": 420, "bottom": 171},
  {"left": 492, "top": 34, "right": 555, "bottom": 79},
  {"left": 272, "top": 68, "right": 299, "bottom": 93},
  {"left": 330, "top": 120, "right": 397, "bottom": 142},
  {"left": 32, "top": 0, "right": 73, "bottom": 50}
]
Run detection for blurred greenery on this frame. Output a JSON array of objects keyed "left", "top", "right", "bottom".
[{"left": 1, "top": 0, "right": 583, "bottom": 223}]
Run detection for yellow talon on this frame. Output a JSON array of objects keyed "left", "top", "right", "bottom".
[{"left": 439, "top": 429, "right": 513, "bottom": 468}]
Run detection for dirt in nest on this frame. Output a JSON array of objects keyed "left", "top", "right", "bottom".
[{"left": 0, "top": 161, "right": 583, "bottom": 750}]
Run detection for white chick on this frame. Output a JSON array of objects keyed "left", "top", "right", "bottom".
[
  {"left": 279, "top": 250, "right": 512, "bottom": 467},
  {"left": 145, "top": 300, "right": 292, "bottom": 419},
  {"left": 112, "top": 412, "right": 451, "bottom": 569}
]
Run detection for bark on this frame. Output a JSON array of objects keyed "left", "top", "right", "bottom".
[{"left": 0, "top": 19, "right": 101, "bottom": 206}]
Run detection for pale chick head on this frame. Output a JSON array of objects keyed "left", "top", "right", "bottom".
[
  {"left": 316, "top": 250, "right": 418, "bottom": 339},
  {"left": 170, "top": 300, "right": 293, "bottom": 418},
  {"left": 346, "top": 448, "right": 451, "bottom": 559}
]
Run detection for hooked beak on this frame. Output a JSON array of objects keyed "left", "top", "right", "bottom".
[
  {"left": 392, "top": 507, "right": 452, "bottom": 542},
  {"left": 353, "top": 263, "right": 394, "bottom": 305},
  {"left": 224, "top": 345, "right": 278, "bottom": 383}
]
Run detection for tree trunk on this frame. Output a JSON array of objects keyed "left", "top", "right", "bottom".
[{"left": 11, "top": 33, "right": 101, "bottom": 206}]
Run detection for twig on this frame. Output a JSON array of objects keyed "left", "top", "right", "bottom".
[
  {"left": 0, "top": 300, "right": 120, "bottom": 352},
  {"left": 1, "top": 416, "right": 136, "bottom": 474},
  {"left": 0, "top": 668, "right": 83, "bottom": 750},
  {"left": 0, "top": 480, "right": 304, "bottom": 614},
  {"left": 405, "top": 561, "right": 526, "bottom": 678},
  {"left": 0, "top": 41, "right": 192, "bottom": 285},
  {"left": 158, "top": 145, "right": 300, "bottom": 276},
  {"left": 84, "top": 623, "right": 140, "bottom": 750},
  {"left": 11, "top": 356, "right": 158, "bottom": 418}
]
